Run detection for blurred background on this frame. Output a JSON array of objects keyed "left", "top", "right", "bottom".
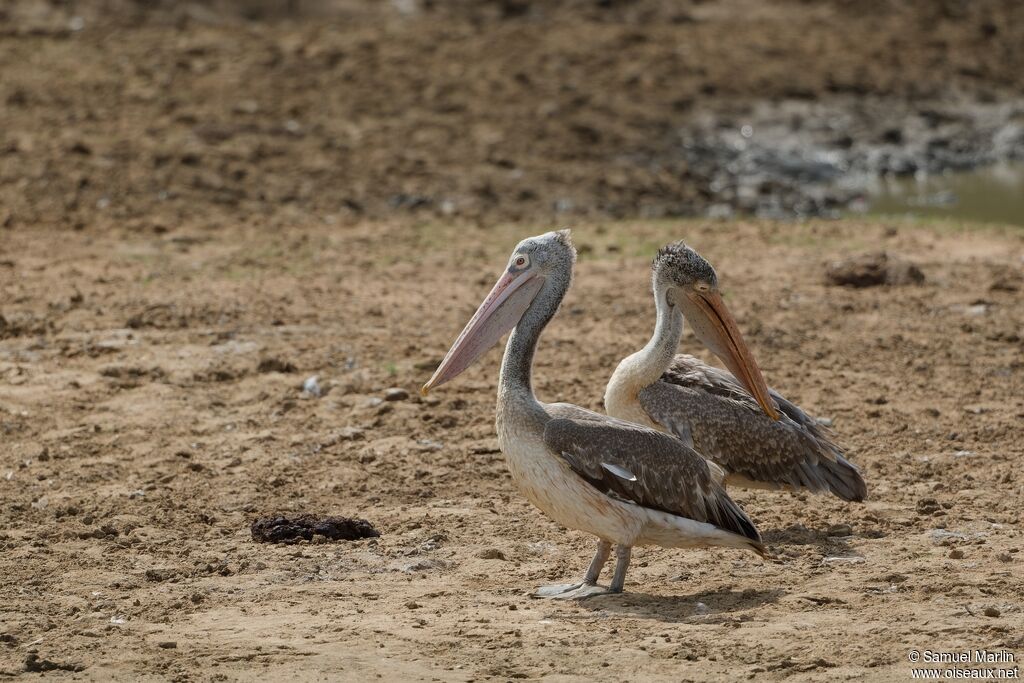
[{"left": 2, "top": 0, "right": 1023, "bottom": 232}]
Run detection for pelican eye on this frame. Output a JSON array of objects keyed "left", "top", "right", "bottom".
[
  {"left": 695, "top": 282, "right": 711, "bottom": 292},
  {"left": 513, "top": 255, "right": 529, "bottom": 269}
]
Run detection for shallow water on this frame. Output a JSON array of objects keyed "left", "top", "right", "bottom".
[{"left": 866, "top": 163, "right": 1024, "bottom": 227}]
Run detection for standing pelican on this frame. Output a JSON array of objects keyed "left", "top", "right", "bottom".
[
  {"left": 422, "top": 230, "right": 766, "bottom": 598},
  {"left": 605, "top": 242, "right": 866, "bottom": 501}
]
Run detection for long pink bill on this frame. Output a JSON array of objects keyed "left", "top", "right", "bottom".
[
  {"left": 681, "top": 289, "right": 781, "bottom": 420},
  {"left": 421, "top": 269, "right": 545, "bottom": 394}
]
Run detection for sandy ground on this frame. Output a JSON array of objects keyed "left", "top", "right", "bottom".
[{"left": 1, "top": 217, "right": 1022, "bottom": 681}]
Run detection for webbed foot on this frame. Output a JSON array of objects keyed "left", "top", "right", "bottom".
[{"left": 532, "top": 582, "right": 617, "bottom": 599}]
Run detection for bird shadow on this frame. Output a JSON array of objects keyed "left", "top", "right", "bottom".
[
  {"left": 761, "top": 523, "right": 855, "bottom": 555},
  {"left": 574, "top": 586, "right": 785, "bottom": 623}
]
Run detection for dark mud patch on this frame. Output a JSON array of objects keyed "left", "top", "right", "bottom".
[{"left": 251, "top": 515, "right": 380, "bottom": 544}]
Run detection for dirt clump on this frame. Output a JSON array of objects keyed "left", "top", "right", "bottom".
[{"left": 825, "top": 252, "right": 926, "bottom": 287}]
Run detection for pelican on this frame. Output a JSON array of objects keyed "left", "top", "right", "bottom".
[
  {"left": 422, "top": 230, "right": 766, "bottom": 598},
  {"left": 605, "top": 242, "right": 867, "bottom": 501}
]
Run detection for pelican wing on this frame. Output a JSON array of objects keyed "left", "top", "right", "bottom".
[
  {"left": 639, "top": 354, "right": 867, "bottom": 501},
  {"left": 543, "top": 403, "right": 763, "bottom": 549}
]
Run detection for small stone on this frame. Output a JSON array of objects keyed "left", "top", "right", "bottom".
[
  {"left": 157, "top": 641, "right": 177, "bottom": 649},
  {"left": 475, "top": 548, "right": 507, "bottom": 561},
  {"left": 827, "top": 524, "right": 853, "bottom": 537},
  {"left": 996, "top": 552, "right": 1012, "bottom": 563},
  {"left": 405, "top": 601, "right": 421, "bottom": 609},
  {"left": 983, "top": 606, "right": 1000, "bottom": 618},
  {"left": 384, "top": 387, "right": 409, "bottom": 402},
  {"left": 948, "top": 549, "right": 964, "bottom": 559}
]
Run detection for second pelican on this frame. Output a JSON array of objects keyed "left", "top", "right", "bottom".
[{"left": 605, "top": 242, "right": 867, "bottom": 501}]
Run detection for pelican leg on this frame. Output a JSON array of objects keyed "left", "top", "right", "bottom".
[
  {"left": 584, "top": 539, "right": 612, "bottom": 583},
  {"left": 609, "top": 545, "right": 631, "bottom": 593},
  {"left": 533, "top": 540, "right": 613, "bottom": 599}
]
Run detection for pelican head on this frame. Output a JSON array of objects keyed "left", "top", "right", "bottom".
[
  {"left": 422, "top": 230, "right": 575, "bottom": 394},
  {"left": 654, "top": 242, "right": 780, "bottom": 420}
]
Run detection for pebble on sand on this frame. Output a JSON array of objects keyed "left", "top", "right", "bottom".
[
  {"left": 384, "top": 387, "right": 410, "bottom": 401},
  {"left": 302, "top": 375, "right": 322, "bottom": 397}
]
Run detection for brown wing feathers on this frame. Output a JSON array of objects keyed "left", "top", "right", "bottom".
[
  {"left": 543, "top": 407, "right": 763, "bottom": 550},
  {"left": 641, "top": 356, "right": 867, "bottom": 502}
]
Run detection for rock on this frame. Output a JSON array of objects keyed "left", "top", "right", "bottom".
[
  {"left": 475, "top": 548, "right": 507, "bottom": 561},
  {"left": 826, "top": 524, "right": 853, "bottom": 537},
  {"left": 825, "top": 252, "right": 924, "bottom": 288},
  {"left": 145, "top": 568, "right": 179, "bottom": 583},
  {"left": 322, "top": 427, "right": 365, "bottom": 445},
  {"left": 930, "top": 529, "right": 966, "bottom": 545},
  {"left": 402, "top": 558, "right": 449, "bottom": 572},
  {"left": 384, "top": 387, "right": 409, "bottom": 401},
  {"left": 948, "top": 549, "right": 964, "bottom": 559},
  {"left": 916, "top": 498, "right": 942, "bottom": 515},
  {"left": 157, "top": 641, "right": 177, "bottom": 649},
  {"left": 983, "top": 606, "right": 1000, "bottom": 618}
]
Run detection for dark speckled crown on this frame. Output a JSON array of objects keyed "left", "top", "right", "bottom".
[
  {"left": 540, "top": 228, "right": 576, "bottom": 265},
  {"left": 552, "top": 228, "right": 573, "bottom": 250},
  {"left": 652, "top": 241, "right": 718, "bottom": 287}
]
